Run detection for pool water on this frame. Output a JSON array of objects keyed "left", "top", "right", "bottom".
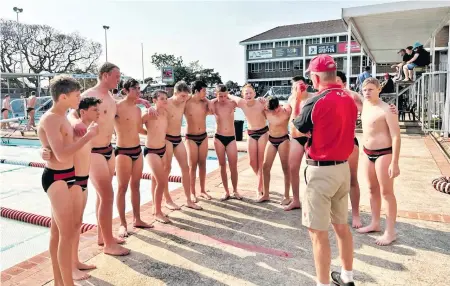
[
  {"left": 0, "top": 138, "right": 246, "bottom": 270},
  {"left": 6, "top": 101, "right": 249, "bottom": 134}
]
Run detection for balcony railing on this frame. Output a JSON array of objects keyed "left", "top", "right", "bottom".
[{"left": 248, "top": 70, "right": 304, "bottom": 80}]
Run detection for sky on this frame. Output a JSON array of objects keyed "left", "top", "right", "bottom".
[{"left": 1, "top": 0, "right": 401, "bottom": 84}]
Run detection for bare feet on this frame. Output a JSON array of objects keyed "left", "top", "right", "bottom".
[
  {"left": 133, "top": 220, "right": 154, "bottom": 229},
  {"left": 280, "top": 198, "right": 291, "bottom": 205},
  {"left": 77, "top": 261, "right": 96, "bottom": 270},
  {"left": 357, "top": 223, "right": 381, "bottom": 234},
  {"left": 199, "top": 191, "right": 212, "bottom": 200},
  {"left": 352, "top": 215, "right": 362, "bottom": 229},
  {"left": 97, "top": 236, "right": 126, "bottom": 246},
  {"left": 232, "top": 191, "right": 243, "bottom": 200},
  {"left": 221, "top": 193, "right": 230, "bottom": 201},
  {"left": 284, "top": 200, "right": 301, "bottom": 211},
  {"left": 376, "top": 232, "right": 397, "bottom": 246},
  {"left": 118, "top": 225, "right": 129, "bottom": 238},
  {"left": 256, "top": 195, "right": 270, "bottom": 203},
  {"left": 103, "top": 243, "right": 130, "bottom": 256},
  {"left": 166, "top": 201, "right": 181, "bottom": 210},
  {"left": 191, "top": 194, "right": 198, "bottom": 203},
  {"left": 185, "top": 201, "right": 202, "bottom": 210},
  {"left": 155, "top": 213, "right": 171, "bottom": 224},
  {"left": 72, "top": 268, "right": 90, "bottom": 281}
]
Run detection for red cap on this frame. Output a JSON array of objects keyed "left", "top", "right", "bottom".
[{"left": 306, "top": 54, "right": 337, "bottom": 73}]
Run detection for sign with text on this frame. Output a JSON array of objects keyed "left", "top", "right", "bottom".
[
  {"left": 337, "top": 41, "right": 361, "bottom": 53},
  {"left": 307, "top": 44, "right": 337, "bottom": 56},
  {"left": 161, "top": 67, "right": 174, "bottom": 83},
  {"left": 248, "top": 47, "right": 302, "bottom": 60},
  {"left": 248, "top": 50, "right": 273, "bottom": 60}
]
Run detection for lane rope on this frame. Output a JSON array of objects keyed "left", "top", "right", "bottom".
[{"left": 0, "top": 158, "right": 182, "bottom": 183}]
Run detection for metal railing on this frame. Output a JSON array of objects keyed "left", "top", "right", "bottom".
[
  {"left": 396, "top": 71, "right": 449, "bottom": 137},
  {"left": 263, "top": 86, "right": 291, "bottom": 100}
]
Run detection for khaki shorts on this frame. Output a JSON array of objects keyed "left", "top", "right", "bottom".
[{"left": 302, "top": 162, "right": 350, "bottom": 231}]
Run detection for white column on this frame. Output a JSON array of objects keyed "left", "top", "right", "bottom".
[
  {"left": 302, "top": 40, "right": 306, "bottom": 77},
  {"left": 431, "top": 36, "right": 436, "bottom": 72},
  {"left": 244, "top": 46, "right": 248, "bottom": 82},
  {"left": 346, "top": 23, "right": 352, "bottom": 89},
  {"left": 360, "top": 48, "right": 364, "bottom": 74},
  {"left": 371, "top": 61, "right": 377, "bottom": 78},
  {"left": 443, "top": 20, "right": 450, "bottom": 138}
]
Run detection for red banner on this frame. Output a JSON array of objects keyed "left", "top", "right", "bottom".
[{"left": 337, "top": 41, "right": 361, "bottom": 53}]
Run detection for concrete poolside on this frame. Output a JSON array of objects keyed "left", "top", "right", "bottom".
[{"left": 1, "top": 134, "right": 450, "bottom": 286}]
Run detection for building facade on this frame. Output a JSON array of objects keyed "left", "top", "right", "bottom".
[{"left": 240, "top": 20, "right": 449, "bottom": 89}]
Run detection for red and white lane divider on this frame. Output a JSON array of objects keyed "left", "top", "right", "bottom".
[
  {"left": 0, "top": 207, "right": 97, "bottom": 233},
  {"left": 0, "top": 158, "right": 182, "bottom": 183}
]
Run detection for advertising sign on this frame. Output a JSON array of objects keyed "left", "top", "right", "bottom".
[
  {"left": 308, "top": 44, "right": 337, "bottom": 56},
  {"left": 161, "top": 67, "right": 174, "bottom": 84},
  {"left": 337, "top": 41, "right": 361, "bottom": 53},
  {"left": 248, "top": 50, "right": 273, "bottom": 60}
]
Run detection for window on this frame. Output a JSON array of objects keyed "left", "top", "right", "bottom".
[
  {"left": 275, "top": 41, "right": 288, "bottom": 48},
  {"left": 338, "top": 35, "right": 355, "bottom": 42},
  {"left": 250, "top": 63, "right": 261, "bottom": 73},
  {"left": 306, "top": 38, "right": 320, "bottom": 45},
  {"left": 261, "top": 42, "right": 273, "bottom": 49},
  {"left": 322, "top": 36, "right": 337, "bottom": 43},
  {"left": 290, "top": 40, "right": 302, "bottom": 46},
  {"left": 279, "top": 61, "right": 291, "bottom": 71},
  {"left": 247, "top": 44, "right": 259, "bottom": 50},
  {"left": 293, "top": 60, "right": 303, "bottom": 70},
  {"left": 265, "top": 62, "right": 275, "bottom": 72}
]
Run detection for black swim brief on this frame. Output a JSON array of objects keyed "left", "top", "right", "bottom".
[
  {"left": 215, "top": 133, "right": 235, "bottom": 148},
  {"left": 41, "top": 166, "right": 76, "bottom": 193},
  {"left": 186, "top": 132, "right": 208, "bottom": 147},
  {"left": 269, "top": 134, "right": 290, "bottom": 149},
  {"left": 293, "top": 136, "right": 308, "bottom": 147},
  {"left": 74, "top": 175, "right": 89, "bottom": 191},
  {"left": 166, "top": 134, "right": 182, "bottom": 149},
  {"left": 91, "top": 144, "right": 113, "bottom": 161},
  {"left": 363, "top": 146, "right": 392, "bottom": 163},
  {"left": 114, "top": 145, "right": 142, "bottom": 161},
  {"left": 247, "top": 126, "right": 269, "bottom": 141},
  {"left": 143, "top": 145, "right": 166, "bottom": 159}
]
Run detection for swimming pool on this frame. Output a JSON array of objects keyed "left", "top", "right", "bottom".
[
  {"left": 0, "top": 137, "right": 243, "bottom": 270},
  {"left": 5, "top": 101, "right": 249, "bottom": 134}
]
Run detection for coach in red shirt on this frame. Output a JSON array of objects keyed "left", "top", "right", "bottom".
[{"left": 293, "top": 54, "right": 357, "bottom": 286}]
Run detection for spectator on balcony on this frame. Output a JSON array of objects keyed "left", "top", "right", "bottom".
[
  {"left": 357, "top": 66, "right": 372, "bottom": 92},
  {"left": 402, "top": 42, "right": 431, "bottom": 82},
  {"left": 392, "top": 48, "right": 413, "bottom": 81},
  {"left": 380, "top": 73, "right": 395, "bottom": 94}
]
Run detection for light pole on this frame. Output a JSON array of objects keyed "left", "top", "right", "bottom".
[
  {"left": 141, "top": 43, "right": 145, "bottom": 83},
  {"left": 103, "top": 25, "right": 110, "bottom": 62},
  {"left": 13, "top": 7, "right": 24, "bottom": 74}
]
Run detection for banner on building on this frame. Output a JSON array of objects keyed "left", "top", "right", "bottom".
[
  {"left": 248, "top": 50, "right": 273, "bottom": 60},
  {"left": 161, "top": 67, "right": 174, "bottom": 84},
  {"left": 308, "top": 44, "right": 336, "bottom": 55},
  {"left": 337, "top": 41, "right": 361, "bottom": 53}
]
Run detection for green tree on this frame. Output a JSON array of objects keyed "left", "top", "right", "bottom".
[
  {"left": 150, "top": 53, "right": 183, "bottom": 70},
  {"left": 151, "top": 53, "right": 223, "bottom": 87},
  {"left": 144, "top": 77, "right": 154, "bottom": 84}
]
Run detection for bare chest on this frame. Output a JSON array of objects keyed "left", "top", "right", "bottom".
[
  {"left": 97, "top": 97, "right": 117, "bottom": 123},
  {"left": 185, "top": 102, "right": 207, "bottom": 118}
]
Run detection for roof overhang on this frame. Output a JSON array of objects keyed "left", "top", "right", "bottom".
[{"left": 342, "top": 1, "right": 450, "bottom": 63}]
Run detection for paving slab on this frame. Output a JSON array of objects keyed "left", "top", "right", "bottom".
[{"left": 3, "top": 134, "right": 450, "bottom": 286}]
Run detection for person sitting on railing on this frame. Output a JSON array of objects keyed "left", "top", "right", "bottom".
[
  {"left": 392, "top": 48, "right": 413, "bottom": 81},
  {"left": 402, "top": 42, "right": 430, "bottom": 82},
  {"left": 380, "top": 73, "right": 395, "bottom": 94}
]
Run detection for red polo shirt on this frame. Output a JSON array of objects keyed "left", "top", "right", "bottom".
[{"left": 293, "top": 84, "right": 357, "bottom": 161}]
